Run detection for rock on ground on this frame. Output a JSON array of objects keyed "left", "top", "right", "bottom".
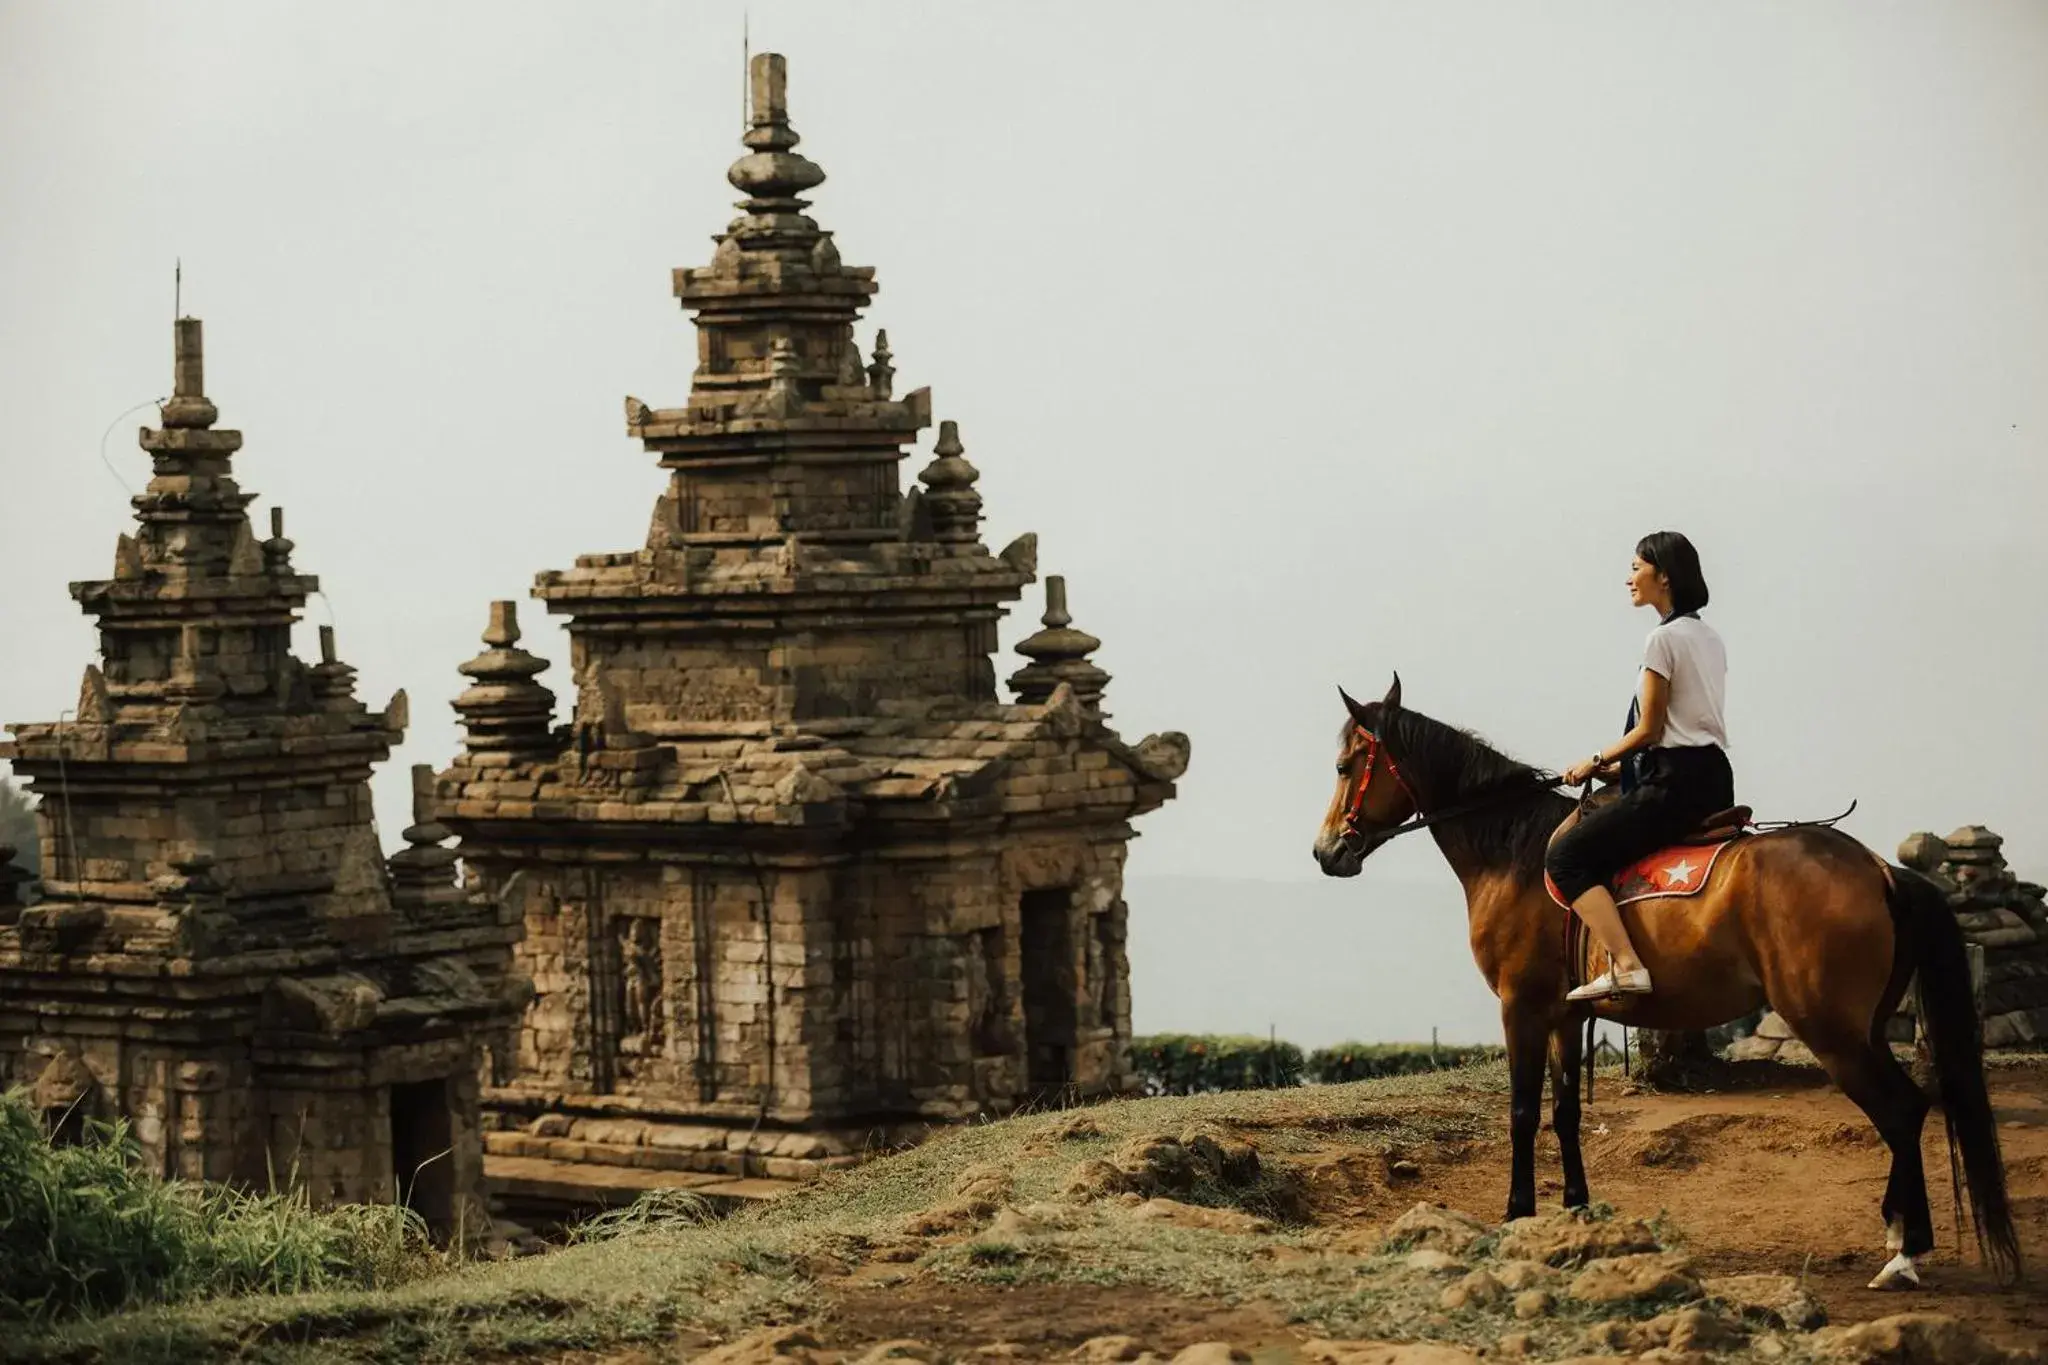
[
  {"left": 1125, "top": 1197, "right": 1272, "bottom": 1234},
  {"left": 1299, "top": 1342, "right": 1486, "bottom": 1364},
  {"left": 1703, "top": 1273, "right": 1828, "bottom": 1331},
  {"left": 1495, "top": 1208, "right": 1662, "bottom": 1266},
  {"left": 1810, "top": 1311, "right": 2044, "bottom": 1364},
  {"left": 690, "top": 1327, "right": 825, "bottom": 1365},
  {"left": 1438, "top": 1269, "right": 1504, "bottom": 1311},
  {"left": 1382, "top": 1202, "right": 1490, "bottom": 1255},
  {"left": 1565, "top": 1252, "right": 1703, "bottom": 1307}
]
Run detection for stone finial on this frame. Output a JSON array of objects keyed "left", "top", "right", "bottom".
[
  {"left": 310, "top": 624, "right": 358, "bottom": 701},
  {"left": 918, "top": 420, "right": 983, "bottom": 544},
  {"left": 454, "top": 600, "right": 558, "bottom": 758},
  {"left": 1898, "top": 832, "right": 1950, "bottom": 874},
  {"left": 152, "top": 851, "right": 225, "bottom": 909},
  {"left": 1946, "top": 825, "right": 2004, "bottom": 853},
  {"left": 866, "top": 330, "right": 895, "bottom": 400},
  {"left": 727, "top": 53, "right": 826, "bottom": 208},
  {"left": 76, "top": 665, "right": 111, "bottom": 724},
  {"left": 113, "top": 534, "right": 144, "bottom": 581},
  {"left": 390, "top": 764, "right": 460, "bottom": 911},
  {"left": 482, "top": 599, "right": 522, "bottom": 648},
  {"left": 1008, "top": 575, "right": 1111, "bottom": 712},
  {"left": 160, "top": 317, "right": 219, "bottom": 430},
  {"left": 262, "top": 507, "right": 295, "bottom": 573}
]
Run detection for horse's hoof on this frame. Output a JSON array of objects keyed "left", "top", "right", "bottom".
[{"left": 1867, "top": 1252, "right": 1922, "bottom": 1290}]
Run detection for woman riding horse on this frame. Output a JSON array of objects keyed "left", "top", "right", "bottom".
[
  {"left": 1311, "top": 583, "right": 2019, "bottom": 1288},
  {"left": 1550, "top": 531, "right": 1733, "bottom": 1002}
]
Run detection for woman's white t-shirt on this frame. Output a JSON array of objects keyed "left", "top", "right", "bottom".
[{"left": 1642, "top": 615, "right": 1728, "bottom": 750}]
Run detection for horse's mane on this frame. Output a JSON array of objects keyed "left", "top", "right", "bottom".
[{"left": 1357, "top": 701, "right": 1573, "bottom": 881}]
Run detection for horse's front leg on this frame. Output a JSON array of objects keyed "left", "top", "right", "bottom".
[
  {"left": 1548, "top": 1023, "right": 1589, "bottom": 1209},
  {"left": 1502, "top": 1005, "right": 1550, "bottom": 1222}
]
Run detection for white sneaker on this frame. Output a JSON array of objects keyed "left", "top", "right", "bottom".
[{"left": 1566, "top": 968, "right": 1654, "bottom": 1002}]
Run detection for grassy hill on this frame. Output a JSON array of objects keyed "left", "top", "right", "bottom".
[{"left": 6, "top": 1061, "right": 2037, "bottom": 1365}]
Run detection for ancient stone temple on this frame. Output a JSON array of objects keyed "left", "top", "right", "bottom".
[
  {"left": 0, "top": 318, "right": 525, "bottom": 1233},
  {"left": 443, "top": 54, "right": 1189, "bottom": 1208}
]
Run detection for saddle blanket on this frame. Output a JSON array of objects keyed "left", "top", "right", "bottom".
[{"left": 1545, "top": 839, "right": 1737, "bottom": 910}]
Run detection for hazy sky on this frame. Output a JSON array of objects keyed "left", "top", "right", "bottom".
[{"left": 5, "top": 3, "right": 2046, "bottom": 1046}]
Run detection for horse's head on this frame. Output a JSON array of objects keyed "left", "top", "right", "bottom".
[{"left": 1313, "top": 673, "right": 1420, "bottom": 877}]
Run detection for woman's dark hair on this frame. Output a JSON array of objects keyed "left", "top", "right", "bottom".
[{"left": 1636, "top": 531, "right": 1709, "bottom": 616}]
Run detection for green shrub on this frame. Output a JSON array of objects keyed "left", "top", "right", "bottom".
[
  {"left": 1303, "top": 1041, "right": 1505, "bottom": 1084},
  {"left": 1129, "top": 1034, "right": 1306, "bottom": 1094},
  {"left": 0, "top": 1087, "right": 434, "bottom": 1325}
]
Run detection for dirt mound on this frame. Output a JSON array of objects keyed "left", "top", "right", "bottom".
[
  {"left": 901, "top": 1163, "right": 1015, "bottom": 1235},
  {"left": 1494, "top": 1207, "right": 1662, "bottom": 1266}
]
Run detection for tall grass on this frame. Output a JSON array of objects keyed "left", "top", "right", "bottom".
[{"left": 0, "top": 1088, "right": 436, "bottom": 1326}]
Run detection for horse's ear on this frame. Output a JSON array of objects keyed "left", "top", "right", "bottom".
[
  {"left": 1383, "top": 672, "right": 1403, "bottom": 710},
  {"left": 1338, "top": 686, "right": 1373, "bottom": 729}
]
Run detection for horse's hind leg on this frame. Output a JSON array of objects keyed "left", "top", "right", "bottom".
[
  {"left": 1548, "top": 1025, "right": 1589, "bottom": 1209},
  {"left": 1803, "top": 1029, "right": 1933, "bottom": 1287}
]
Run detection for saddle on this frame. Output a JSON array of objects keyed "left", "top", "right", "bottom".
[
  {"left": 1547, "top": 796, "right": 1754, "bottom": 994},
  {"left": 1543, "top": 795, "right": 1753, "bottom": 912}
]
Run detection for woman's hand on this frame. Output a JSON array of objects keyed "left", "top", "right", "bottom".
[{"left": 1561, "top": 755, "right": 1603, "bottom": 787}]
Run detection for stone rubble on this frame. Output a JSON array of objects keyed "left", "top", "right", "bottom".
[{"left": 1735, "top": 824, "right": 2048, "bottom": 1060}]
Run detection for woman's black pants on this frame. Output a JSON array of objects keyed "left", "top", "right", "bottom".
[{"left": 1545, "top": 745, "right": 1735, "bottom": 903}]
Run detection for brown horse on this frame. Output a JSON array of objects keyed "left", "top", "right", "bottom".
[{"left": 1310, "top": 675, "right": 2019, "bottom": 1287}]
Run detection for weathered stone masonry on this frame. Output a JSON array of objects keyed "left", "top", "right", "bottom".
[
  {"left": 0, "top": 319, "right": 526, "bottom": 1234},
  {"left": 444, "top": 54, "right": 1191, "bottom": 1205}
]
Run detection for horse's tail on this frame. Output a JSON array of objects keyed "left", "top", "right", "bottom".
[{"left": 1889, "top": 864, "right": 2021, "bottom": 1282}]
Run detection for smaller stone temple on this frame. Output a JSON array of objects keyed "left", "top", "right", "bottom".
[
  {"left": 0, "top": 318, "right": 526, "bottom": 1233},
  {"left": 443, "top": 54, "right": 1189, "bottom": 1211}
]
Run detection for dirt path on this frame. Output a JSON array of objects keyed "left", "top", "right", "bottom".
[
  {"left": 1328, "top": 1061, "right": 2048, "bottom": 1348},
  {"left": 806, "top": 1063, "right": 2048, "bottom": 1356}
]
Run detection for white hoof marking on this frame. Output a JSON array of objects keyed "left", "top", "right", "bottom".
[{"left": 1867, "top": 1251, "right": 1921, "bottom": 1290}]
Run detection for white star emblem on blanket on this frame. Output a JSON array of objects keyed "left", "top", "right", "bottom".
[{"left": 1663, "top": 859, "right": 1698, "bottom": 887}]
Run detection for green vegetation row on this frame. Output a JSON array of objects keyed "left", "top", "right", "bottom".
[
  {"left": 0, "top": 1089, "right": 434, "bottom": 1326},
  {"left": 1130, "top": 1033, "right": 1504, "bottom": 1094}
]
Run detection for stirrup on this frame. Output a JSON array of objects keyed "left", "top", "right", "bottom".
[{"left": 1567, "top": 967, "right": 1653, "bottom": 1002}]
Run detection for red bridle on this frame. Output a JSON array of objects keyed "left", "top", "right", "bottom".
[{"left": 1340, "top": 724, "right": 1420, "bottom": 848}]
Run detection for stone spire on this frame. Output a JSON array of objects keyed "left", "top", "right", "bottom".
[
  {"left": 1009, "top": 576, "right": 1110, "bottom": 712},
  {"left": 626, "top": 51, "right": 933, "bottom": 507},
  {"left": 454, "top": 601, "right": 558, "bottom": 758},
  {"left": 918, "top": 420, "right": 982, "bottom": 544},
  {"left": 867, "top": 329, "right": 894, "bottom": 399},
  {"left": 727, "top": 53, "right": 827, "bottom": 224},
  {"left": 529, "top": 50, "right": 1031, "bottom": 735},
  {"left": 388, "top": 764, "right": 461, "bottom": 912}
]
